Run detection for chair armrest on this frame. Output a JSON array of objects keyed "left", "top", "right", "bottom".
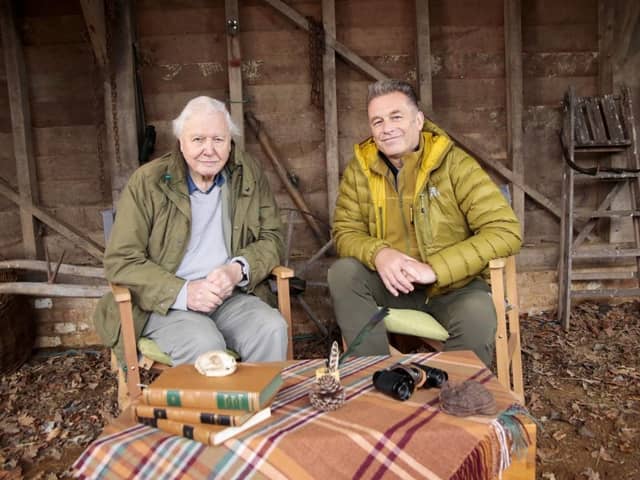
[
  {"left": 271, "top": 265, "right": 294, "bottom": 279},
  {"left": 489, "top": 258, "right": 506, "bottom": 270},
  {"left": 110, "top": 283, "right": 131, "bottom": 302}
]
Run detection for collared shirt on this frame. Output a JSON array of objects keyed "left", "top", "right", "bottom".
[{"left": 186, "top": 172, "right": 225, "bottom": 194}]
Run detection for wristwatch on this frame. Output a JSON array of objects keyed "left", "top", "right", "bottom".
[{"left": 234, "top": 259, "right": 249, "bottom": 283}]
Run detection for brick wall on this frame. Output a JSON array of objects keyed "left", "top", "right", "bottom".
[{"left": 33, "top": 297, "right": 101, "bottom": 348}]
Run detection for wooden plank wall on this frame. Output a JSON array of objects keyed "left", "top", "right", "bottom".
[
  {"left": 0, "top": 30, "right": 22, "bottom": 259},
  {"left": 522, "top": 0, "right": 598, "bottom": 244},
  {"left": 0, "top": 0, "right": 110, "bottom": 264},
  {"left": 0, "top": 0, "right": 610, "bottom": 270},
  {"left": 137, "top": 0, "right": 329, "bottom": 259}
]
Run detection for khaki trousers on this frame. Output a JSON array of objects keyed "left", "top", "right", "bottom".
[{"left": 328, "top": 257, "right": 496, "bottom": 366}]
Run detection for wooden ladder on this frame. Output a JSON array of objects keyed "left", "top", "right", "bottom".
[{"left": 557, "top": 86, "right": 640, "bottom": 329}]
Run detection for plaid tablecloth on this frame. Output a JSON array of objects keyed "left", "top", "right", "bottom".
[{"left": 72, "top": 351, "right": 530, "bottom": 480}]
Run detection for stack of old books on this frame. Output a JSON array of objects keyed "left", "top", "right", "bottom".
[{"left": 134, "top": 363, "right": 283, "bottom": 446}]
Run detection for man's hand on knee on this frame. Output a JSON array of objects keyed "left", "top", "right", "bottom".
[
  {"left": 374, "top": 248, "right": 417, "bottom": 296},
  {"left": 186, "top": 279, "right": 224, "bottom": 313}
]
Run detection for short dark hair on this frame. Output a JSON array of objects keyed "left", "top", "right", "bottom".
[{"left": 367, "top": 79, "right": 419, "bottom": 109}]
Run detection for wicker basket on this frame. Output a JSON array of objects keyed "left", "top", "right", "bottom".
[{"left": 0, "top": 270, "right": 35, "bottom": 374}]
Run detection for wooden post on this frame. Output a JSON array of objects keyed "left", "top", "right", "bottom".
[
  {"left": 79, "top": 0, "right": 108, "bottom": 69},
  {"left": 415, "top": 0, "right": 433, "bottom": 114},
  {"left": 598, "top": 0, "right": 614, "bottom": 95},
  {"left": 105, "top": 0, "right": 140, "bottom": 205},
  {"left": 322, "top": 0, "right": 339, "bottom": 223},
  {"left": 599, "top": 0, "right": 627, "bottom": 243},
  {"left": 504, "top": 0, "right": 525, "bottom": 232},
  {"left": 0, "top": 0, "right": 43, "bottom": 259},
  {"left": 226, "top": 0, "right": 245, "bottom": 150}
]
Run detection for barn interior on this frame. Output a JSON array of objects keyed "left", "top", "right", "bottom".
[{"left": 1, "top": 1, "right": 640, "bottom": 477}]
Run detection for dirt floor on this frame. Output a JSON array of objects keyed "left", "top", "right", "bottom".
[{"left": 1, "top": 300, "right": 639, "bottom": 479}]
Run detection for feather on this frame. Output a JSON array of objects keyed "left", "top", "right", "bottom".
[
  {"left": 339, "top": 307, "right": 389, "bottom": 365},
  {"left": 328, "top": 341, "right": 340, "bottom": 373}
]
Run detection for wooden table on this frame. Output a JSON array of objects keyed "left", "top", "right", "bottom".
[{"left": 72, "top": 351, "right": 535, "bottom": 479}]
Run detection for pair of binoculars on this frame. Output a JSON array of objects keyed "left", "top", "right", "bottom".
[{"left": 372, "top": 363, "right": 448, "bottom": 401}]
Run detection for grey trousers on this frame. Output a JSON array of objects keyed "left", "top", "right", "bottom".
[
  {"left": 143, "top": 292, "right": 288, "bottom": 364},
  {"left": 328, "top": 257, "right": 496, "bottom": 366}
]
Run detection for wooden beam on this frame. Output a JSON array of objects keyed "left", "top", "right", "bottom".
[
  {"left": 79, "top": 0, "right": 108, "bottom": 69},
  {"left": 322, "top": 0, "right": 339, "bottom": 223},
  {"left": 105, "top": 0, "right": 140, "bottom": 204},
  {"left": 0, "top": 260, "right": 105, "bottom": 278},
  {"left": 1, "top": 0, "right": 43, "bottom": 259},
  {"left": 0, "top": 178, "right": 104, "bottom": 261},
  {"left": 262, "top": 0, "right": 561, "bottom": 220},
  {"left": 262, "top": 0, "right": 386, "bottom": 81},
  {"left": 0, "top": 283, "right": 109, "bottom": 297},
  {"left": 599, "top": 0, "right": 626, "bottom": 242},
  {"left": 504, "top": 0, "right": 525, "bottom": 230},
  {"left": 415, "top": 0, "right": 433, "bottom": 114},
  {"left": 225, "top": 0, "right": 245, "bottom": 150}
]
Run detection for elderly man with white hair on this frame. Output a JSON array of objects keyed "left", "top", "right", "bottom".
[{"left": 94, "top": 96, "right": 288, "bottom": 365}]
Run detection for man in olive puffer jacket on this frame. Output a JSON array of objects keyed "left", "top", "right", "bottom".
[{"left": 329, "top": 80, "right": 522, "bottom": 366}]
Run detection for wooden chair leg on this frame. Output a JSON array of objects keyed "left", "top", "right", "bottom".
[
  {"left": 111, "top": 284, "right": 141, "bottom": 403},
  {"left": 272, "top": 266, "right": 295, "bottom": 360},
  {"left": 490, "top": 258, "right": 510, "bottom": 392},
  {"left": 110, "top": 350, "right": 119, "bottom": 373},
  {"left": 505, "top": 256, "right": 524, "bottom": 401}
]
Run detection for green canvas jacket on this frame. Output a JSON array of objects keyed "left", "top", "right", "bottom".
[
  {"left": 333, "top": 120, "right": 522, "bottom": 296},
  {"left": 94, "top": 145, "right": 283, "bottom": 362}
]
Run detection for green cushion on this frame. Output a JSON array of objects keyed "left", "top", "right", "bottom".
[
  {"left": 137, "top": 337, "right": 173, "bottom": 366},
  {"left": 383, "top": 308, "right": 450, "bottom": 341}
]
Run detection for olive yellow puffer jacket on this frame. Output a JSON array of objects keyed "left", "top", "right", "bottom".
[{"left": 333, "top": 122, "right": 522, "bottom": 296}]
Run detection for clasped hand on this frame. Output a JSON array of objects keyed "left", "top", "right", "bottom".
[
  {"left": 186, "top": 263, "right": 243, "bottom": 313},
  {"left": 374, "top": 247, "right": 436, "bottom": 296}
]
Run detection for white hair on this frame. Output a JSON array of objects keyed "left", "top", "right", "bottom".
[{"left": 172, "top": 96, "right": 241, "bottom": 138}]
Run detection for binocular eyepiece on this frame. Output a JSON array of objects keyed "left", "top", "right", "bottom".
[{"left": 372, "top": 362, "right": 448, "bottom": 401}]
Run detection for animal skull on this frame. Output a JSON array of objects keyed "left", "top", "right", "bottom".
[{"left": 194, "top": 350, "right": 237, "bottom": 377}]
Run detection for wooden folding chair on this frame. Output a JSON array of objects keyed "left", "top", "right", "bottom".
[{"left": 110, "top": 266, "right": 295, "bottom": 409}]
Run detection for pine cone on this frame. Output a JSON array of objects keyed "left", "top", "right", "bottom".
[
  {"left": 309, "top": 374, "right": 345, "bottom": 412},
  {"left": 439, "top": 380, "right": 497, "bottom": 416}
]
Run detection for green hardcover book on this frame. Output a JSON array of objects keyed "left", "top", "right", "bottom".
[
  {"left": 134, "top": 403, "right": 259, "bottom": 427},
  {"left": 140, "top": 363, "right": 283, "bottom": 412},
  {"left": 138, "top": 406, "right": 272, "bottom": 446}
]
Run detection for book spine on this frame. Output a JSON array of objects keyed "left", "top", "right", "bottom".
[
  {"left": 138, "top": 417, "right": 218, "bottom": 446},
  {"left": 141, "top": 389, "right": 259, "bottom": 411},
  {"left": 134, "top": 405, "right": 247, "bottom": 427}
]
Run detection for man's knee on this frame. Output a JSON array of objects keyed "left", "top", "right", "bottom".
[
  {"left": 328, "top": 257, "right": 367, "bottom": 293},
  {"left": 260, "top": 308, "right": 288, "bottom": 338},
  {"left": 246, "top": 308, "right": 288, "bottom": 361},
  {"left": 168, "top": 314, "right": 225, "bottom": 364}
]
